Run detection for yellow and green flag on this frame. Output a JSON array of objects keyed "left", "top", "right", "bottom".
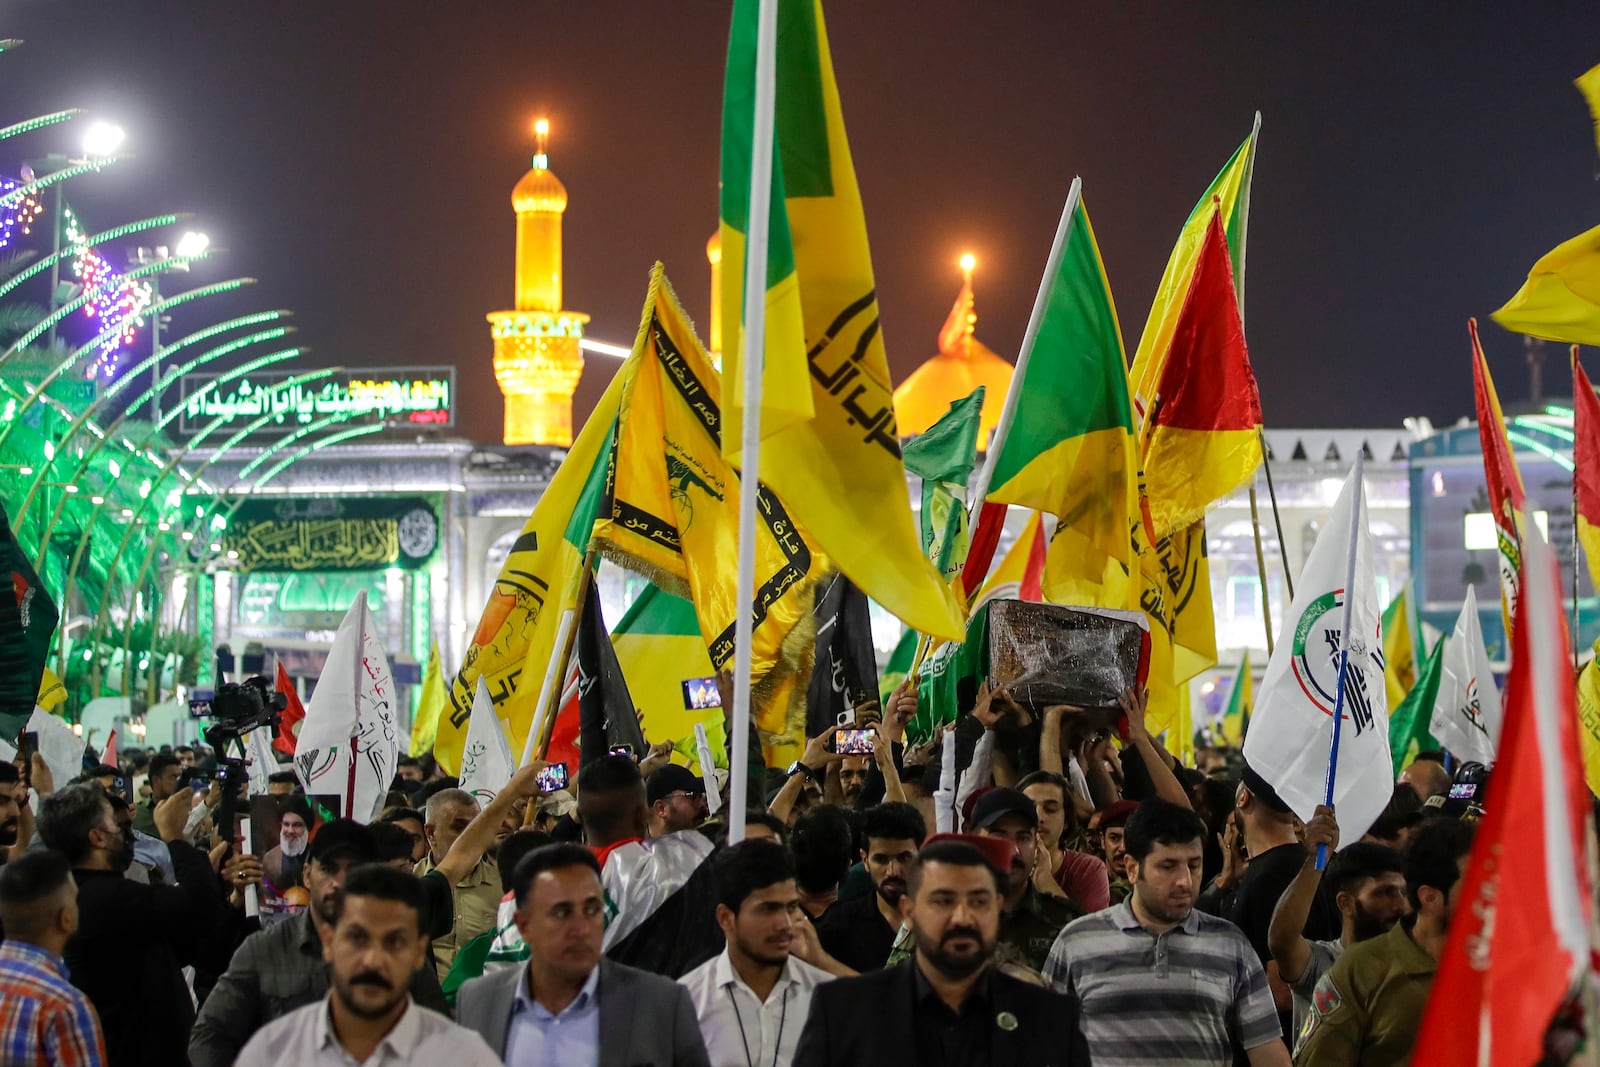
[
  {"left": 35, "top": 666, "right": 66, "bottom": 712},
  {"left": 1577, "top": 644, "right": 1600, "bottom": 798},
  {"left": 590, "top": 265, "right": 821, "bottom": 717},
  {"left": 1389, "top": 635, "right": 1444, "bottom": 776},
  {"left": 608, "top": 585, "right": 725, "bottom": 764},
  {"left": 903, "top": 387, "right": 985, "bottom": 588},
  {"left": 984, "top": 185, "right": 1139, "bottom": 604},
  {"left": 1221, "top": 652, "right": 1252, "bottom": 746},
  {"left": 718, "top": 0, "right": 965, "bottom": 643},
  {"left": 439, "top": 367, "right": 636, "bottom": 774},
  {"left": 410, "top": 642, "right": 447, "bottom": 757},
  {"left": 1381, "top": 581, "right": 1420, "bottom": 712}
]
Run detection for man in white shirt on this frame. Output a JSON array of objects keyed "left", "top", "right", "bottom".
[
  {"left": 680, "top": 839, "right": 838, "bottom": 1067},
  {"left": 235, "top": 863, "right": 500, "bottom": 1067}
]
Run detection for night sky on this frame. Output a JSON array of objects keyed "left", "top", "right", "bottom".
[{"left": 4, "top": 2, "right": 1599, "bottom": 445}]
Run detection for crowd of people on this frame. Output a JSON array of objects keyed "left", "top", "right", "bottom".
[{"left": 0, "top": 677, "right": 1487, "bottom": 1067}]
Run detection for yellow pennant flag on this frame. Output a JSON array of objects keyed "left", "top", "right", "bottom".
[
  {"left": 1381, "top": 582, "right": 1419, "bottom": 712},
  {"left": 590, "top": 265, "right": 822, "bottom": 708},
  {"left": 438, "top": 356, "right": 637, "bottom": 774},
  {"left": 410, "top": 642, "right": 446, "bottom": 758},
  {"left": 1491, "top": 220, "right": 1600, "bottom": 348},
  {"left": 1578, "top": 64, "right": 1600, "bottom": 157},
  {"left": 718, "top": 0, "right": 964, "bottom": 643},
  {"left": 35, "top": 666, "right": 66, "bottom": 712}
]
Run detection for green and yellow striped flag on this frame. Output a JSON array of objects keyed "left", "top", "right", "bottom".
[
  {"left": 718, "top": 0, "right": 965, "bottom": 643},
  {"left": 1388, "top": 635, "right": 1444, "bottom": 776},
  {"left": 1381, "top": 581, "right": 1420, "bottom": 712},
  {"left": 984, "top": 182, "right": 1138, "bottom": 601},
  {"left": 1221, "top": 652, "right": 1252, "bottom": 746}
]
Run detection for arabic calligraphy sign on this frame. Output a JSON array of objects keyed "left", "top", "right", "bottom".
[
  {"left": 177, "top": 366, "right": 454, "bottom": 434},
  {"left": 222, "top": 497, "right": 440, "bottom": 572}
]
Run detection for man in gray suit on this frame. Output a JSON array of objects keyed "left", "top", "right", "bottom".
[{"left": 456, "top": 842, "right": 710, "bottom": 1067}]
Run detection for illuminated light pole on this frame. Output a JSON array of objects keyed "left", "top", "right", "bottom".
[
  {"left": 0, "top": 109, "right": 82, "bottom": 143},
  {"left": 63, "top": 369, "right": 343, "bottom": 679},
  {"left": 135, "top": 230, "right": 211, "bottom": 422},
  {"left": 116, "top": 413, "right": 382, "bottom": 695},
  {"left": 0, "top": 276, "right": 253, "bottom": 455},
  {"left": 0, "top": 153, "right": 122, "bottom": 212},
  {"left": 26, "top": 342, "right": 303, "bottom": 561},
  {"left": 15, "top": 323, "right": 296, "bottom": 524},
  {"left": 0, "top": 250, "right": 221, "bottom": 374},
  {"left": 0, "top": 213, "right": 182, "bottom": 300}
]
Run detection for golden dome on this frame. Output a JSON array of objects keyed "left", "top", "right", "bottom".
[
  {"left": 512, "top": 166, "right": 568, "bottom": 215},
  {"left": 892, "top": 262, "right": 1012, "bottom": 446}
]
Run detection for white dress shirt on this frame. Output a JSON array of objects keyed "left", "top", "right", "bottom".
[
  {"left": 235, "top": 996, "right": 501, "bottom": 1067},
  {"left": 503, "top": 961, "right": 601, "bottom": 1067},
  {"left": 678, "top": 948, "right": 831, "bottom": 1067}
]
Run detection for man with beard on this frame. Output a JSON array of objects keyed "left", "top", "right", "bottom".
[
  {"left": 794, "top": 836, "right": 1088, "bottom": 1066},
  {"left": 1297, "top": 817, "right": 1476, "bottom": 1067},
  {"left": 646, "top": 763, "right": 710, "bottom": 838},
  {"left": 0, "top": 761, "right": 22, "bottom": 864},
  {"left": 36, "top": 782, "right": 222, "bottom": 1067},
  {"left": 261, "top": 802, "right": 312, "bottom": 891},
  {"left": 836, "top": 755, "right": 870, "bottom": 807},
  {"left": 132, "top": 754, "right": 180, "bottom": 836},
  {"left": 235, "top": 864, "right": 501, "bottom": 1067},
  {"left": 1265, "top": 806, "right": 1405, "bottom": 1053},
  {"left": 1044, "top": 799, "right": 1291, "bottom": 1066},
  {"left": 679, "top": 840, "right": 843, "bottom": 1067},
  {"left": 189, "top": 820, "right": 449, "bottom": 1067},
  {"left": 968, "top": 788, "right": 1081, "bottom": 973},
  {"left": 815, "top": 802, "right": 923, "bottom": 972},
  {"left": 1089, "top": 799, "right": 1139, "bottom": 905}
]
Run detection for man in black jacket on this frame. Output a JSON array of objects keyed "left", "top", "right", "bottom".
[
  {"left": 37, "top": 782, "right": 224, "bottom": 1067},
  {"left": 794, "top": 836, "right": 1088, "bottom": 1067}
]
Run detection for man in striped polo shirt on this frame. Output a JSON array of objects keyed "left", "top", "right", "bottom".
[{"left": 1043, "top": 799, "right": 1291, "bottom": 1066}]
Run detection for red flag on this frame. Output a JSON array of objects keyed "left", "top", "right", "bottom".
[
  {"left": 1471, "top": 318, "right": 1528, "bottom": 631},
  {"left": 101, "top": 729, "right": 117, "bottom": 769},
  {"left": 960, "top": 501, "right": 1008, "bottom": 600},
  {"left": 1572, "top": 349, "right": 1600, "bottom": 591},
  {"left": 1412, "top": 512, "right": 1594, "bottom": 1065},
  {"left": 273, "top": 662, "right": 306, "bottom": 757}
]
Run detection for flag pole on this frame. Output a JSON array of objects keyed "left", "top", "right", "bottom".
[
  {"left": 1258, "top": 437, "right": 1296, "bottom": 602},
  {"left": 1318, "top": 452, "right": 1365, "bottom": 871},
  {"left": 1573, "top": 345, "right": 1583, "bottom": 671},
  {"left": 520, "top": 607, "right": 576, "bottom": 767},
  {"left": 965, "top": 177, "right": 1082, "bottom": 518},
  {"left": 1248, "top": 484, "right": 1275, "bottom": 655},
  {"left": 726, "top": 0, "right": 780, "bottom": 846},
  {"left": 347, "top": 591, "right": 365, "bottom": 819}
]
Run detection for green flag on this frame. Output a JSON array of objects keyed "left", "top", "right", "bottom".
[
  {"left": 982, "top": 183, "right": 1139, "bottom": 602},
  {"left": 878, "top": 628, "right": 918, "bottom": 704},
  {"left": 0, "top": 503, "right": 59, "bottom": 740},
  {"left": 904, "top": 387, "right": 984, "bottom": 583},
  {"left": 912, "top": 606, "right": 991, "bottom": 744},
  {"left": 1388, "top": 634, "right": 1445, "bottom": 776},
  {"left": 1220, "top": 652, "right": 1251, "bottom": 746}
]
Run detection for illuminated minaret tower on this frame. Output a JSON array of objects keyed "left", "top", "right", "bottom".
[{"left": 488, "top": 118, "right": 590, "bottom": 446}]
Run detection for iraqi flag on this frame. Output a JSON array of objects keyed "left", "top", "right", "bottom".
[
  {"left": 599, "top": 829, "right": 721, "bottom": 980},
  {"left": 294, "top": 591, "right": 400, "bottom": 823},
  {"left": 1243, "top": 461, "right": 1392, "bottom": 841},
  {"left": 1412, "top": 513, "right": 1595, "bottom": 1066}
]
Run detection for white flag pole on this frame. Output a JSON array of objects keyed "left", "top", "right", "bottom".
[
  {"left": 520, "top": 608, "right": 576, "bottom": 767},
  {"left": 347, "top": 591, "right": 366, "bottom": 818},
  {"left": 728, "top": 0, "right": 779, "bottom": 847},
  {"left": 965, "top": 177, "right": 1082, "bottom": 517},
  {"left": 1318, "top": 451, "right": 1365, "bottom": 870}
]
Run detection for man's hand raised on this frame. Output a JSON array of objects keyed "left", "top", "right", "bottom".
[{"left": 154, "top": 790, "right": 193, "bottom": 843}]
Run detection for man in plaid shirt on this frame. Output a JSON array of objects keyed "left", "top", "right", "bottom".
[{"left": 0, "top": 850, "right": 106, "bottom": 1067}]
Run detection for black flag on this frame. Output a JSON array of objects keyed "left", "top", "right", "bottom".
[
  {"left": 0, "top": 504, "right": 59, "bottom": 741},
  {"left": 576, "top": 582, "right": 645, "bottom": 767},
  {"left": 805, "top": 572, "right": 879, "bottom": 737}
]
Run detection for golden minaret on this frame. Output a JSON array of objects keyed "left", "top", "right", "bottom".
[{"left": 488, "top": 118, "right": 591, "bottom": 446}]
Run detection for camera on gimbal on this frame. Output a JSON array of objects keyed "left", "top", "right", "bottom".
[{"left": 204, "top": 675, "right": 288, "bottom": 735}]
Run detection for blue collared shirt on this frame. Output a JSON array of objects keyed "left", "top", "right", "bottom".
[{"left": 503, "top": 963, "right": 601, "bottom": 1067}]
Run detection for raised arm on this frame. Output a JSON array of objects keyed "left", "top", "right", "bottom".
[
  {"left": 433, "top": 762, "right": 549, "bottom": 885},
  {"left": 768, "top": 727, "right": 841, "bottom": 824},
  {"left": 1267, "top": 805, "right": 1339, "bottom": 984},
  {"left": 1121, "top": 687, "right": 1191, "bottom": 809}
]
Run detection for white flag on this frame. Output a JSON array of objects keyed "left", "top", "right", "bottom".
[
  {"left": 1431, "top": 584, "right": 1503, "bottom": 766},
  {"left": 459, "top": 676, "right": 515, "bottom": 808},
  {"left": 294, "top": 591, "right": 399, "bottom": 823},
  {"left": 1244, "top": 462, "right": 1392, "bottom": 841},
  {"left": 25, "top": 706, "right": 86, "bottom": 792},
  {"left": 244, "top": 726, "right": 279, "bottom": 796}
]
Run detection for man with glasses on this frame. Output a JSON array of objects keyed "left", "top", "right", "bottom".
[
  {"left": 646, "top": 765, "right": 710, "bottom": 838},
  {"left": 968, "top": 788, "right": 1081, "bottom": 973}
]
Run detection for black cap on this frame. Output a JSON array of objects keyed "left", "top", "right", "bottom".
[
  {"left": 646, "top": 763, "right": 706, "bottom": 806},
  {"left": 306, "top": 818, "right": 377, "bottom": 865},
  {"left": 1241, "top": 764, "right": 1294, "bottom": 815},
  {"left": 968, "top": 787, "right": 1038, "bottom": 831}
]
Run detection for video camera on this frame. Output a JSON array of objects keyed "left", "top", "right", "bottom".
[{"left": 198, "top": 674, "right": 289, "bottom": 860}]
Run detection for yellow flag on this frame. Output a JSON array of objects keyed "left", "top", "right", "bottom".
[
  {"left": 410, "top": 642, "right": 446, "bottom": 758},
  {"left": 1578, "top": 64, "right": 1600, "bottom": 157},
  {"left": 590, "top": 265, "right": 822, "bottom": 707},
  {"left": 439, "top": 354, "right": 637, "bottom": 774},
  {"left": 718, "top": 0, "right": 964, "bottom": 643},
  {"left": 1491, "top": 220, "right": 1600, "bottom": 347},
  {"left": 1381, "top": 582, "right": 1418, "bottom": 712},
  {"left": 35, "top": 666, "right": 66, "bottom": 711},
  {"left": 1576, "top": 646, "right": 1600, "bottom": 798}
]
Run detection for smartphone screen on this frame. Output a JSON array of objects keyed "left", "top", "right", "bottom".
[
  {"left": 17, "top": 731, "right": 38, "bottom": 785},
  {"left": 535, "top": 763, "right": 570, "bottom": 793},
  {"left": 681, "top": 676, "right": 722, "bottom": 710},
  {"left": 608, "top": 745, "right": 635, "bottom": 760},
  {"left": 1448, "top": 781, "right": 1477, "bottom": 801},
  {"left": 834, "top": 729, "right": 875, "bottom": 756}
]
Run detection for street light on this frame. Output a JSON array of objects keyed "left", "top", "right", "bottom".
[
  {"left": 174, "top": 231, "right": 209, "bottom": 258},
  {"left": 80, "top": 121, "right": 125, "bottom": 158}
]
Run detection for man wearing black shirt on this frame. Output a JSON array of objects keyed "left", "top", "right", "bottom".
[
  {"left": 1229, "top": 765, "right": 1338, "bottom": 1042},
  {"left": 795, "top": 836, "right": 1087, "bottom": 1066},
  {"left": 815, "top": 803, "right": 923, "bottom": 972}
]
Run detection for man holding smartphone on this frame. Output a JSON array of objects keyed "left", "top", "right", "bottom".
[{"left": 132, "top": 754, "right": 181, "bottom": 837}]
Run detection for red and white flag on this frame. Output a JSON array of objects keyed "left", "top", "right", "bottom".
[
  {"left": 273, "top": 662, "right": 306, "bottom": 757},
  {"left": 1412, "top": 510, "right": 1595, "bottom": 1065},
  {"left": 101, "top": 728, "right": 117, "bottom": 770}
]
